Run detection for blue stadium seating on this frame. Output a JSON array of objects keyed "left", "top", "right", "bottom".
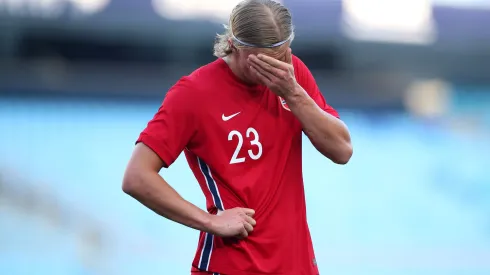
[{"left": 0, "top": 96, "right": 489, "bottom": 275}]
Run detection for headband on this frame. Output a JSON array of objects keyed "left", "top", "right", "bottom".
[{"left": 231, "top": 32, "right": 293, "bottom": 48}]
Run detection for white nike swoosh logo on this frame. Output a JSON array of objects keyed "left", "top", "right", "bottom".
[{"left": 222, "top": 112, "right": 241, "bottom": 121}]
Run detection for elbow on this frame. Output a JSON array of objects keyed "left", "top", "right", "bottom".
[
  {"left": 122, "top": 168, "right": 143, "bottom": 196},
  {"left": 330, "top": 141, "right": 353, "bottom": 165}
]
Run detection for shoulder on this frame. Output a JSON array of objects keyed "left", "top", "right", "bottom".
[
  {"left": 291, "top": 54, "right": 312, "bottom": 80},
  {"left": 174, "top": 58, "right": 228, "bottom": 97},
  {"left": 292, "top": 54, "right": 309, "bottom": 73},
  {"left": 187, "top": 58, "right": 228, "bottom": 84},
  {"left": 165, "top": 59, "right": 226, "bottom": 112},
  {"left": 165, "top": 76, "right": 195, "bottom": 103},
  {"left": 167, "top": 60, "right": 220, "bottom": 102},
  {"left": 161, "top": 76, "right": 202, "bottom": 117},
  {"left": 291, "top": 54, "right": 316, "bottom": 90}
]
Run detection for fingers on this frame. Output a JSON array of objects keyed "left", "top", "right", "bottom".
[
  {"left": 248, "top": 55, "right": 285, "bottom": 77},
  {"left": 256, "top": 53, "right": 288, "bottom": 69},
  {"left": 243, "top": 214, "right": 256, "bottom": 226},
  {"left": 218, "top": 208, "right": 256, "bottom": 239},
  {"left": 238, "top": 208, "right": 255, "bottom": 238},
  {"left": 239, "top": 208, "right": 256, "bottom": 227},
  {"left": 249, "top": 64, "right": 273, "bottom": 86},
  {"left": 241, "top": 208, "right": 255, "bottom": 217},
  {"left": 249, "top": 61, "right": 274, "bottom": 80},
  {"left": 237, "top": 227, "right": 249, "bottom": 239},
  {"left": 248, "top": 58, "right": 274, "bottom": 86},
  {"left": 237, "top": 217, "right": 254, "bottom": 239},
  {"left": 243, "top": 221, "right": 254, "bottom": 233}
]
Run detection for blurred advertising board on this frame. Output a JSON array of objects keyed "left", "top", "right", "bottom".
[{"left": 0, "top": 0, "right": 489, "bottom": 44}]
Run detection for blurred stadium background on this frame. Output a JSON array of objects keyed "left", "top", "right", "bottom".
[{"left": 1, "top": 0, "right": 490, "bottom": 274}]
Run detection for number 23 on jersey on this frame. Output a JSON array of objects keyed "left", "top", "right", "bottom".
[{"left": 228, "top": 127, "right": 262, "bottom": 164}]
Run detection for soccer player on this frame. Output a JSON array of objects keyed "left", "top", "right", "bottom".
[{"left": 122, "top": 0, "right": 352, "bottom": 274}]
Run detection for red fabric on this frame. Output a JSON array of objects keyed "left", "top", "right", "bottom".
[
  {"left": 137, "top": 56, "right": 339, "bottom": 275},
  {"left": 292, "top": 55, "right": 340, "bottom": 119},
  {"left": 191, "top": 266, "right": 222, "bottom": 274},
  {"left": 136, "top": 78, "right": 197, "bottom": 167}
]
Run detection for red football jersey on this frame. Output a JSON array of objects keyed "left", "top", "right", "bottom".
[{"left": 137, "top": 55, "right": 339, "bottom": 275}]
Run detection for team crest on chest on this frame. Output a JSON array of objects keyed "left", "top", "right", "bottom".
[{"left": 278, "top": 97, "right": 291, "bottom": 111}]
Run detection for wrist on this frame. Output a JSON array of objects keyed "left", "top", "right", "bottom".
[
  {"left": 284, "top": 85, "right": 308, "bottom": 106},
  {"left": 199, "top": 211, "right": 216, "bottom": 233}
]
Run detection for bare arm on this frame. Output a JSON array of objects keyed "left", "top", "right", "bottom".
[
  {"left": 122, "top": 143, "right": 256, "bottom": 237},
  {"left": 122, "top": 143, "right": 213, "bottom": 231},
  {"left": 248, "top": 52, "right": 353, "bottom": 164},
  {"left": 285, "top": 87, "right": 353, "bottom": 164}
]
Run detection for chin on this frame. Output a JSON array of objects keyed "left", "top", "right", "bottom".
[
  {"left": 248, "top": 75, "right": 261, "bottom": 85},
  {"left": 250, "top": 79, "right": 262, "bottom": 86}
]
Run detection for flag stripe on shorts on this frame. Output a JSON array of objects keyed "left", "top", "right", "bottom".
[{"left": 197, "top": 157, "right": 224, "bottom": 271}]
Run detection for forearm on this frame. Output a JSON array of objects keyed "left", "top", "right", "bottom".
[
  {"left": 122, "top": 170, "right": 212, "bottom": 232},
  {"left": 285, "top": 86, "right": 352, "bottom": 164}
]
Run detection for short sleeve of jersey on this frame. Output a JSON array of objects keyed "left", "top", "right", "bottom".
[
  {"left": 136, "top": 78, "right": 197, "bottom": 168},
  {"left": 293, "top": 55, "right": 340, "bottom": 119}
]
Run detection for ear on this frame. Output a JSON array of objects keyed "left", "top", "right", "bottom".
[{"left": 228, "top": 38, "right": 236, "bottom": 51}]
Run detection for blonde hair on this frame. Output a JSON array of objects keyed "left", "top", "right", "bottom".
[{"left": 213, "top": 0, "right": 295, "bottom": 57}]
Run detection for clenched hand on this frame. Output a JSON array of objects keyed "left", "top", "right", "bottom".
[{"left": 208, "top": 207, "right": 256, "bottom": 239}]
